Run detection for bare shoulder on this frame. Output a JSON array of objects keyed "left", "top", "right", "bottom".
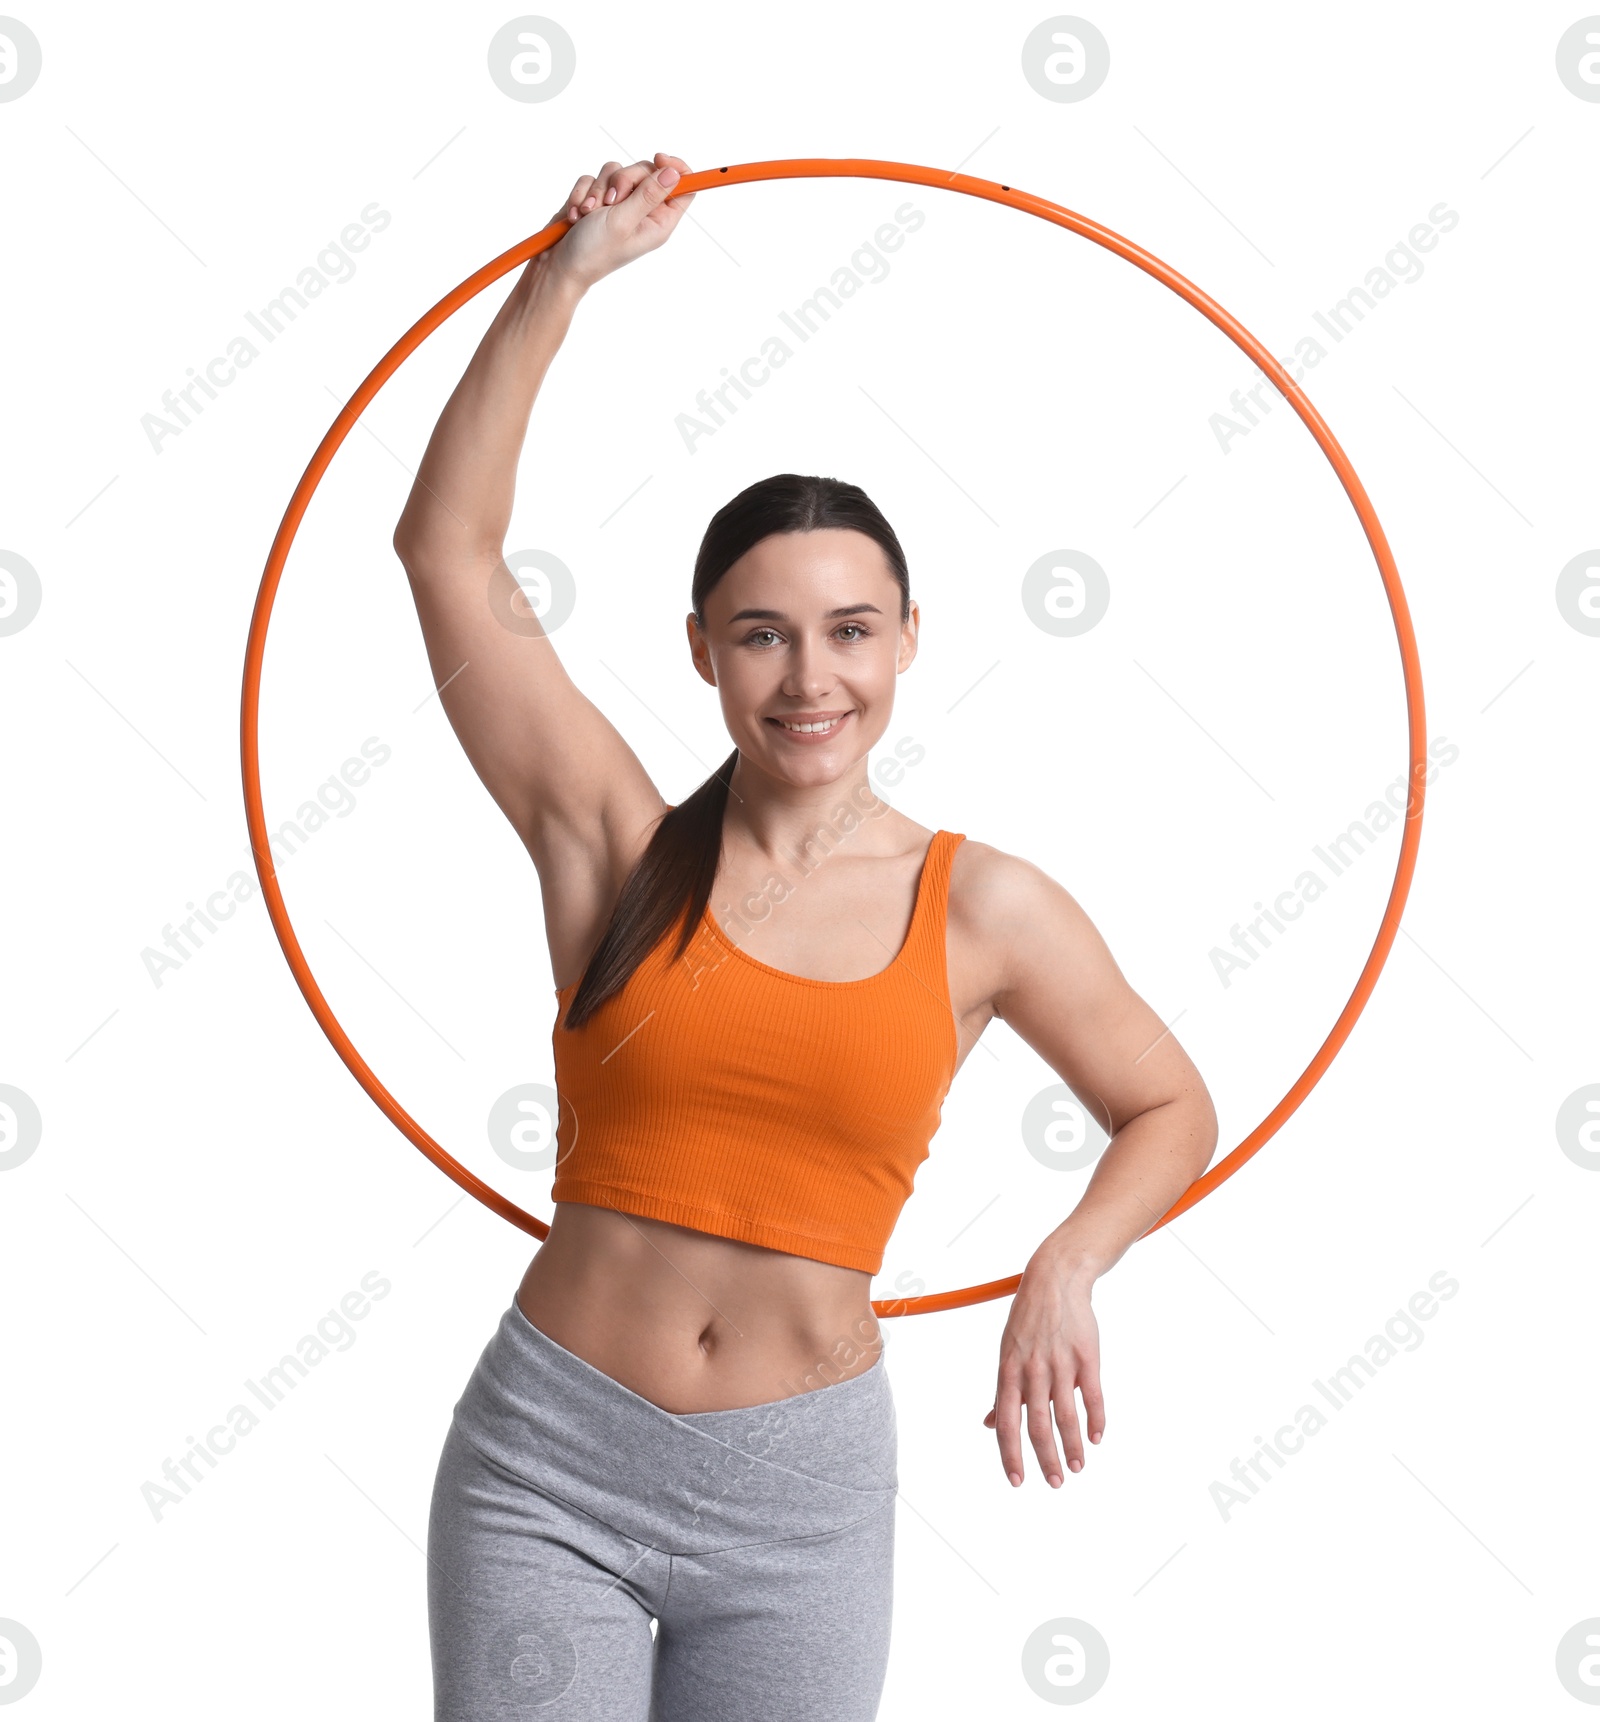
[
  {"left": 948, "top": 835, "right": 1061, "bottom": 921},
  {"left": 947, "top": 834, "right": 1214, "bottom": 1138},
  {"left": 946, "top": 836, "right": 1122, "bottom": 1019}
]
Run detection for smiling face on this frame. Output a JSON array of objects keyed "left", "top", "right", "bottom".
[{"left": 688, "top": 528, "right": 919, "bottom": 789}]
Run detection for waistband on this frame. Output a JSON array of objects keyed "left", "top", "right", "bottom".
[{"left": 449, "top": 1298, "right": 898, "bottom": 1556}]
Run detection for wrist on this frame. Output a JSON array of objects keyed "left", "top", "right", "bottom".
[
  {"left": 1032, "top": 1232, "right": 1108, "bottom": 1286},
  {"left": 519, "top": 250, "right": 590, "bottom": 312}
]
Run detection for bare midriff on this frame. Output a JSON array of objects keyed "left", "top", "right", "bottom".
[{"left": 514, "top": 1200, "right": 885, "bottom": 1413}]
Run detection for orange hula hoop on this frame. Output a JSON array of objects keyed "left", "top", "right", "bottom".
[{"left": 240, "top": 158, "right": 1426, "bottom": 1319}]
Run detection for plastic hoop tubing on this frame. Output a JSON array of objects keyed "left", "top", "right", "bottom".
[{"left": 240, "top": 157, "right": 1425, "bottom": 1320}]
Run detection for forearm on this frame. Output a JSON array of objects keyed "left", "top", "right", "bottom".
[
  {"left": 1034, "top": 1093, "right": 1219, "bottom": 1282},
  {"left": 392, "top": 252, "right": 586, "bottom": 567}
]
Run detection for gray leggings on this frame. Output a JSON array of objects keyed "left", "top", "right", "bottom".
[{"left": 427, "top": 1297, "right": 898, "bottom": 1720}]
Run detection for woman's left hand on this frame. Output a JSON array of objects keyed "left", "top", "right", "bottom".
[{"left": 983, "top": 1248, "right": 1104, "bottom": 1487}]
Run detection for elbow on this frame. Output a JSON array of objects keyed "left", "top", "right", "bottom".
[
  {"left": 391, "top": 495, "right": 435, "bottom": 569},
  {"left": 391, "top": 514, "right": 498, "bottom": 579},
  {"left": 1194, "top": 1089, "right": 1221, "bottom": 1173},
  {"left": 390, "top": 519, "right": 438, "bottom": 581}
]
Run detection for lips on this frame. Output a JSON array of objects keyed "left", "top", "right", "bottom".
[{"left": 766, "top": 711, "right": 851, "bottom": 737}]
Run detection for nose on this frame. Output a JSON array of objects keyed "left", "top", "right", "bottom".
[{"left": 780, "top": 633, "right": 836, "bottom": 700}]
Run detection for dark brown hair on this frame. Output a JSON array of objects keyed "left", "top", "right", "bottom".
[{"left": 561, "top": 472, "right": 911, "bottom": 1029}]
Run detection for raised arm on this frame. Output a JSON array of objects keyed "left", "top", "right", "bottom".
[{"left": 390, "top": 156, "right": 694, "bottom": 982}]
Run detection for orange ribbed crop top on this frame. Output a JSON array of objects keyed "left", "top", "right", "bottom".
[{"left": 548, "top": 830, "right": 967, "bottom": 1274}]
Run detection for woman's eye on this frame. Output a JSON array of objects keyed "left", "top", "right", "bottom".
[{"left": 743, "top": 624, "right": 869, "bottom": 646}]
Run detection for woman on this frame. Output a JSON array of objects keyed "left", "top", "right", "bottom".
[{"left": 398, "top": 153, "right": 1218, "bottom": 1721}]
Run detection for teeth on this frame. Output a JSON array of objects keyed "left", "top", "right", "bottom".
[{"left": 777, "top": 716, "right": 843, "bottom": 734}]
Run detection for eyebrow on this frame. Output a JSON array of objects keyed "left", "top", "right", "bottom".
[{"left": 725, "top": 603, "right": 885, "bottom": 623}]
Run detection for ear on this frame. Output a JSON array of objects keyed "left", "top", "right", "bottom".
[
  {"left": 897, "top": 600, "right": 920, "bottom": 670},
  {"left": 686, "top": 611, "right": 716, "bottom": 686}
]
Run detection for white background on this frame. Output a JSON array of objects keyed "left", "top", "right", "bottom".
[{"left": 3, "top": 1, "right": 1597, "bottom": 1715}]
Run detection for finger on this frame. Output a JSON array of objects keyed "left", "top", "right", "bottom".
[
  {"left": 1024, "top": 1368, "right": 1066, "bottom": 1487},
  {"left": 991, "top": 1373, "right": 1026, "bottom": 1487},
  {"left": 578, "top": 160, "right": 623, "bottom": 214},
  {"left": 557, "top": 174, "right": 597, "bottom": 224},
  {"left": 652, "top": 152, "right": 696, "bottom": 214},
  {"left": 599, "top": 158, "right": 658, "bottom": 206},
  {"left": 591, "top": 159, "right": 629, "bottom": 205},
  {"left": 615, "top": 157, "right": 685, "bottom": 229},
  {"left": 1053, "top": 1382, "right": 1086, "bottom": 1476},
  {"left": 1079, "top": 1361, "right": 1107, "bottom": 1447}
]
